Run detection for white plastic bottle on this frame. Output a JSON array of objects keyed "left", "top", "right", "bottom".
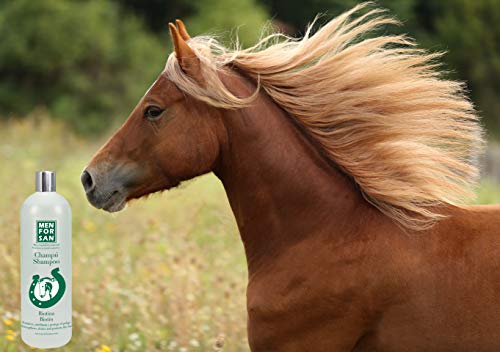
[{"left": 20, "top": 171, "right": 72, "bottom": 348}]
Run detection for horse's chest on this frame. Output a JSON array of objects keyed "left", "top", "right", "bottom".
[
  {"left": 246, "top": 266, "right": 363, "bottom": 351},
  {"left": 246, "top": 278, "right": 320, "bottom": 350}
]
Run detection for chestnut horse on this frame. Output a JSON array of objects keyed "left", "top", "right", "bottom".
[{"left": 82, "top": 5, "right": 500, "bottom": 351}]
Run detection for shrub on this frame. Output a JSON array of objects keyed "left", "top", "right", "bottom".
[{"left": 0, "top": 0, "right": 165, "bottom": 135}]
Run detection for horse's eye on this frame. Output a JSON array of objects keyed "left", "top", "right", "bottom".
[{"left": 144, "top": 106, "right": 164, "bottom": 120}]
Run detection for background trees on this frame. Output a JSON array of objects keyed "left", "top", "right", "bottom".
[{"left": 0, "top": 0, "right": 498, "bottom": 137}]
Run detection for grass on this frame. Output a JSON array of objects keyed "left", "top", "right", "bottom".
[
  {"left": 0, "top": 115, "right": 247, "bottom": 352},
  {"left": 0, "top": 115, "right": 499, "bottom": 352}
]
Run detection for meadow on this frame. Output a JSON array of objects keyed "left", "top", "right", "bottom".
[
  {"left": 0, "top": 115, "right": 247, "bottom": 351},
  {"left": 1, "top": 115, "right": 499, "bottom": 352}
]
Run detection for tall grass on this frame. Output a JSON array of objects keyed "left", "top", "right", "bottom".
[{"left": 0, "top": 115, "right": 248, "bottom": 351}]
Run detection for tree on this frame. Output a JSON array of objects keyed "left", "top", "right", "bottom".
[
  {"left": 119, "top": 0, "right": 269, "bottom": 47},
  {"left": 0, "top": 0, "right": 165, "bottom": 134},
  {"left": 414, "top": 0, "right": 500, "bottom": 135},
  {"left": 185, "top": 0, "right": 269, "bottom": 46}
]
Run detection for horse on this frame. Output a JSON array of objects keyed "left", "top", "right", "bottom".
[
  {"left": 36, "top": 278, "right": 54, "bottom": 300},
  {"left": 81, "top": 4, "right": 500, "bottom": 351}
]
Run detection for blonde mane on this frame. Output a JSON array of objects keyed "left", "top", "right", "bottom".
[{"left": 165, "top": 3, "right": 484, "bottom": 231}]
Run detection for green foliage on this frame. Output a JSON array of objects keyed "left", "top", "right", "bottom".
[
  {"left": 414, "top": 0, "right": 500, "bottom": 137},
  {"left": 476, "top": 179, "right": 500, "bottom": 205},
  {"left": 0, "top": 0, "right": 499, "bottom": 137},
  {"left": 0, "top": 0, "right": 165, "bottom": 134},
  {"left": 116, "top": 0, "right": 195, "bottom": 33},
  {"left": 0, "top": 0, "right": 268, "bottom": 135},
  {"left": 118, "top": 0, "right": 269, "bottom": 47},
  {"left": 260, "top": 0, "right": 345, "bottom": 32},
  {"left": 185, "top": 0, "right": 269, "bottom": 46}
]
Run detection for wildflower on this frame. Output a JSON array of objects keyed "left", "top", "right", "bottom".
[
  {"left": 3, "top": 319, "right": 13, "bottom": 326},
  {"left": 96, "top": 344, "right": 112, "bottom": 352},
  {"left": 5, "top": 328, "right": 16, "bottom": 342},
  {"left": 81, "top": 315, "right": 93, "bottom": 325},
  {"left": 168, "top": 340, "right": 178, "bottom": 350},
  {"left": 82, "top": 220, "right": 97, "bottom": 233}
]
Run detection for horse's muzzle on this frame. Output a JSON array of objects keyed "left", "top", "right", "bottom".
[{"left": 81, "top": 167, "right": 127, "bottom": 212}]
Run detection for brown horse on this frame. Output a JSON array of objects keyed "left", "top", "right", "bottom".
[{"left": 82, "top": 5, "right": 500, "bottom": 351}]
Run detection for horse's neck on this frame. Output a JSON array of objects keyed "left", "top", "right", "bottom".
[{"left": 215, "top": 80, "right": 376, "bottom": 274}]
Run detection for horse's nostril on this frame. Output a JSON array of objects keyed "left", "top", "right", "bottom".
[{"left": 81, "top": 170, "right": 95, "bottom": 193}]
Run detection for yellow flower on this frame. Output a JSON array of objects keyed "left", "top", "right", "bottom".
[
  {"left": 5, "top": 334, "right": 15, "bottom": 341},
  {"left": 96, "top": 345, "right": 112, "bottom": 352},
  {"left": 6, "top": 329, "right": 15, "bottom": 335},
  {"left": 82, "top": 220, "right": 97, "bottom": 233},
  {"left": 3, "top": 319, "right": 13, "bottom": 326}
]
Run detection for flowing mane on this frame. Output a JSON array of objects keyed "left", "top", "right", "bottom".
[{"left": 165, "top": 3, "right": 484, "bottom": 231}]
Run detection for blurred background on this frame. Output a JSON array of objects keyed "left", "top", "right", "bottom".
[{"left": 1, "top": 0, "right": 499, "bottom": 351}]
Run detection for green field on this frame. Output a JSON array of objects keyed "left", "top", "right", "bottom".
[{"left": 1, "top": 116, "right": 499, "bottom": 352}]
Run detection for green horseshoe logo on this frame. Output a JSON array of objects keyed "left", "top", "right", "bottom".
[{"left": 29, "top": 267, "right": 66, "bottom": 309}]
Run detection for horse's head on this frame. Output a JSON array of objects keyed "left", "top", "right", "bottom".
[
  {"left": 40, "top": 279, "right": 53, "bottom": 298},
  {"left": 82, "top": 21, "right": 226, "bottom": 212}
]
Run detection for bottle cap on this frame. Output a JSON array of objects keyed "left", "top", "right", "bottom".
[{"left": 36, "top": 171, "right": 56, "bottom": 192}]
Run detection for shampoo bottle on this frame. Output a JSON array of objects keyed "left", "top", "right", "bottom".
[{"left": 20, "top": 171, "right": 72, "bottom": 348}]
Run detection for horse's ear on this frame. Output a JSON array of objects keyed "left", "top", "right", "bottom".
[
  {"left": 175, "top": 19, "right": 191, "bottom": 41},
  {"left": 168, "top": 22, "right": 202, "bottom": 82}
]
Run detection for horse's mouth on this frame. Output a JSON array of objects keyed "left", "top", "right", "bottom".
[
  {"left": 101, "top": 190, "right": 127, "bottom": 213},
  {"left": 86, "top": 189, "right": 127, "bottom": 213}
]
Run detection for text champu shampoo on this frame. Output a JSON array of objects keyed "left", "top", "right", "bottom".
[{"left": 20, "top": 171, "right": 72, "bottom": 348}]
